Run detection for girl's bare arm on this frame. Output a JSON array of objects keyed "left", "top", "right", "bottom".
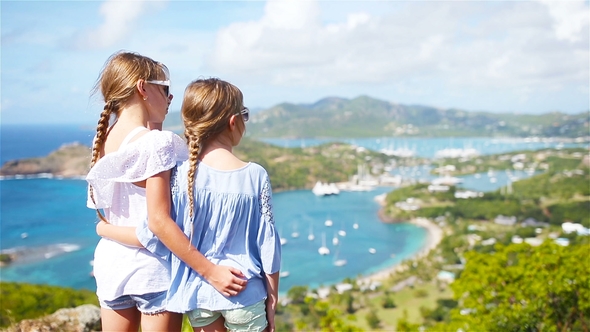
[
  {"left": 96, "top": 221, "right": 143, "bottom": 247},
  {"left": 264, "top": 271, "right": 280, "bottom": 332}
]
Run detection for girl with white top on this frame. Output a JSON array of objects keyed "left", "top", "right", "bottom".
[
  {"left": 86, "top": 52, "right": 246, "bottom": 331},
  {"left": 138, "top": 78, "right": 282, "bottom": 332}
]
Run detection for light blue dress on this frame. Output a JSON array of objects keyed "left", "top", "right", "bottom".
[{"left": 137, "top": 160, "right": 281, "bottom": 313}]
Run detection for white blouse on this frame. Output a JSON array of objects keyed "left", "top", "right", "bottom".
[{"left": 86, "top": 128, "right": 188, "bottom": 301}]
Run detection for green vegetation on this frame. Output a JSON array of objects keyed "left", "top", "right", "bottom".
[
  {"left": 0, "top": 282, "right": 97, "bottom": 327},
  {"left": 234, "top": 137, "right": 407, "bottom": 192},
  {"left": 273, "top": 146, "right": 586, "bottom": 329},
  {"left": 248, "top": 100, "right": 589, "bottom": 138},
  {"left": 165, "top": 97, "right": 589, "bottom": 138},
  {"left": 430, "top": 242, "right": 590, "bottom": 331},
  {"left": 0, "top": 254, "right": 13, "bottom": 265},
  {"left": 386, "top": 148, "right": 590, "bottom": 228}
]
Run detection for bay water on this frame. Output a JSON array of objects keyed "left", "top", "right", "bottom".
[{"left": 1, "top": 124, "right": 586, "bottom": 294}]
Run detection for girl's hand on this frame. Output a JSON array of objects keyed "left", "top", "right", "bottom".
[
  {"left": 205, "top": 265, "right": 247, "bottom": 297},
  {"left": 265, "top": 309, "right": 276, "bottom": 332}
]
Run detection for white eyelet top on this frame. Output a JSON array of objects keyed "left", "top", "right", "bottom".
[{"left": 86, "top": 128, "right": 188, "bottom": 301}]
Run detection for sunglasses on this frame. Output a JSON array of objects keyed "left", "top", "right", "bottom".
[
  {"left": 236, "top": 107, "right": 249, "bottom": 122},
  {"left": 146, "top": 80, "right": 171, "bottom": 98}
]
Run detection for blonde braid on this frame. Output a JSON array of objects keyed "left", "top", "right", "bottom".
[
  {"left": 88, "top": 102, "right": 116, "bottom": 222},
  {"left": 187, "top": 139, "right": 200, "bottom": 219},
  {"left": 180, "top": 78, "right": 244, "bottom": 241},
  {"left": 184, "top": 122, "right": 204, "bottom": 242}
]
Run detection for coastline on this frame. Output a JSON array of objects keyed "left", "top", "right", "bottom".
[
  {"left": 357, "top": 195, "right": 443, "bottom": 284},
  {"left": 358, "top": 213, "right": 443, "bottom": 284},
  {"left": 304, "top": 207, "right": 444, "bottom": 300}
]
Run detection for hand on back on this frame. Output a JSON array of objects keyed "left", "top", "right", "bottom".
[{"left": 207, "top": 265, "right": 247, "bottom": 297}]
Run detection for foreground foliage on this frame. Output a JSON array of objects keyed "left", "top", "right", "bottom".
[
  {"left": 430, "top": 241, "right": 590, "bottom": 331},
  {"left": 0, "top": 282, "right": 98, "bottom": 327}
]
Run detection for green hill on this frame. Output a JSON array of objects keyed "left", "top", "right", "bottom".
[{"left": 164, "top": 95, "right": 589, "bottom": 138}]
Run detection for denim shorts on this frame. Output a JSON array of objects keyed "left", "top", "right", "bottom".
[
  {"left": 187, "top": 300, "right": 267, "bottom": 332},
  {"left": 99, "top": 291, "right": 167, "bottom": 315}
]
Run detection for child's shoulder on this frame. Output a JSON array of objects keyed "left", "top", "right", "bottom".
[
  {"left": 143, "top": 129, "right": 184, "bottom": 143},
  {"left": 246, "top": 162, "right": 268, "bottom": 175},
  {"left": 138, "top": 130, "right": 187, "bottom": 155}
]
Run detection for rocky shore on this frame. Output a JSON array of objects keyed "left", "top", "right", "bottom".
[
  {"left": 0, "top": 143, "right": 90, "bottom": 178},
  {"left": 1, "top": 304, "right": 101, "bottom": 332}
]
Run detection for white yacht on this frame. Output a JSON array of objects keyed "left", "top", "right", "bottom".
[{"left": 312, "top": 181, "right": 340, "bottom": 196}]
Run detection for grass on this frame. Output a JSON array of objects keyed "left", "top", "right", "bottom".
[
  {"left": 345, "top": 281, "right": 453, "bottom": 330},
  {"left": 181, "top": 315, "right": 192, "bottom": 331}
]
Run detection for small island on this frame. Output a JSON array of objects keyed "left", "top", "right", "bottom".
[{"left": 0, "top": 142, "right": 91, "bottom": 178}]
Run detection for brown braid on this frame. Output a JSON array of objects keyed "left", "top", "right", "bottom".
[
  {"left": 180, "top": 78, "right": 244, "bottom": 237},
  {"left": 186, "top": 137, "right": 200, "bottom": 222},
  {"left": 185, "top": 136, "right": 201, "bottom": 241},
  {"left": 88, "top": 102, "right": 117, "bottom": 222}
]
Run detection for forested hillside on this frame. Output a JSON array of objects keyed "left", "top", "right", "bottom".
[{"left": 164, "top": 95, "right": 589, "bottom": 138}]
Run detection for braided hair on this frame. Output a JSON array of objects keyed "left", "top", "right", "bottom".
[{"left": 180, "top": 78, "right": 244, "bottom": 233}]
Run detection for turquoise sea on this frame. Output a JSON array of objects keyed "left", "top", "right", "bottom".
[{"left": 1, "top": 124, "right": 587, "bottom": 294}]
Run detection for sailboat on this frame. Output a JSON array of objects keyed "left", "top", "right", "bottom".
[
  {"left": 333, "top": 252, "right": 347, "bottom": 266},
  {"left": 279, "top": 227, "right": 288, "bottom": 245},
  {"left": 333, "top": 239, "right": 347, "bottom": 266},
  {"left": 318, "top": 232, "right": 330, "bottom": 255},
  {"left": 338, "top": 222, "right": 346, "bottom": 237},
  {"left": 291, "top": 222, "right": 300, "bottom": 238},
  {"left": 332, "top": 232, "right": 339, "bottom": 246},
  {"left": 307, "top": 222, "right": 315, "bottom": 241}
]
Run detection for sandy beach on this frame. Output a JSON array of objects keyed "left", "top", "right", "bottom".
[{"left": 358, "top": 211, "right": 444, "bottom": 284}]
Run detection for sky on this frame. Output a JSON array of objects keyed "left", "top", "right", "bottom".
[{"left": 1, "top": 0, "right": 589, "bottom": 125}]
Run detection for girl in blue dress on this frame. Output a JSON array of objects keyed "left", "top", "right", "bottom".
[{"left": 139, "top": 78, "right": 282, "bottom": 332}]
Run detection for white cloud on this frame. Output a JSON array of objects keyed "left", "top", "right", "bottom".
[
  {"left": 207, "top": 0, "right": 588, "bottom": 102},
  {"left": 262, "top": 0, "right": 320, "bottom": 30},
  {"left": 74, "top": 0, "right": 167, "bottom": 50},
  {"left": 539, "top": 0, "right": 589, "bottom": 43}
]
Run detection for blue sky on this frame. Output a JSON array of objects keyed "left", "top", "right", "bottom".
[{"left": 1, "top": 0, "right": 589, "bottom": 124}]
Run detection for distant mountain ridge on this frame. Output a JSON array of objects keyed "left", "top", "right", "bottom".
[{"left": 164, "top": 95, "right": 589, "bottom": 138}]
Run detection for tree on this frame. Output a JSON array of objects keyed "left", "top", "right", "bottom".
[
  {"left": 431, "top": 241, "right": 590, "bottom": 331},
  {"left": 382, "top": 291, "right": 396, "bottom": 309},
  {"left": 365, "top": 308, "right": 381, "bottom": 330},
  {"left": 396, "top": 310, "right": 421, "bottom": 331}
]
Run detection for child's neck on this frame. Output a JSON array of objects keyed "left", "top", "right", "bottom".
[{"left": 200, "top": 138, "right": 247, "bottom": 170}]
